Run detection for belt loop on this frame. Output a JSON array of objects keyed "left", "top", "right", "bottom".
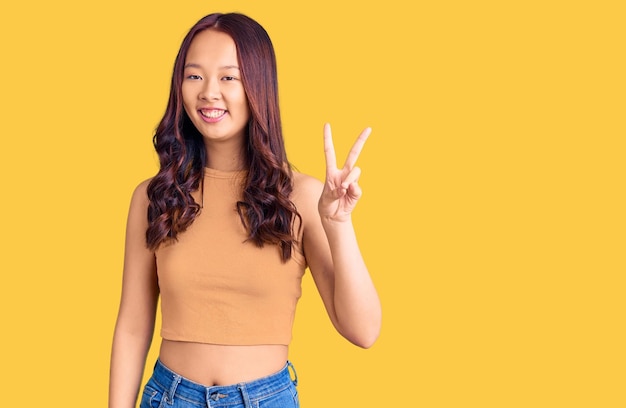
[
  {"left": 237, "top": 383, "right": 253, "bottom": 408},
  {"left": 165, "top": 374, "right": 182, "bottom": 405},
  {"left": 287, "top": 361, "right": 298, "bottom": 386}
]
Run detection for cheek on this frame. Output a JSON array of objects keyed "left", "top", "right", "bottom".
[
  {"left": 234, "top": 91, "right": 250, "bottom": 115},
  {"left": 181, "top": 85, "right": 195, "bottom": 106},
  {"left": 181, "top": 95, "right": 195, "bottom": 116}
]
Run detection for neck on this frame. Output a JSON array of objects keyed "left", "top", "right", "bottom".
[{"left": 204, "top": 142, "right": 246, "bottom": 172}]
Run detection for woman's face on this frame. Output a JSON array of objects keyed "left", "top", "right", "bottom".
[{"left": 182, "top": 29, "right": 250, "bottom": 147}]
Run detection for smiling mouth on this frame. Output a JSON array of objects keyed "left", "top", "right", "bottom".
[{"left": 200, "top": 109, "right": 226, "bottom": 119}]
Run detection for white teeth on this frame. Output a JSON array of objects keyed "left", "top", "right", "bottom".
[{"left": 200, "top": 110, "right": 225, "bottom": 118}]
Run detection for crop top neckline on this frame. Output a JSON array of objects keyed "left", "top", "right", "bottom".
[{"left": 204, "top": 166, "right": 248, "bottom": 179}]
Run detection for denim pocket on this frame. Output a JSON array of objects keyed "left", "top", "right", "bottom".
[{"left": 139, "top": 384, "right": 163, "bottom": 408}]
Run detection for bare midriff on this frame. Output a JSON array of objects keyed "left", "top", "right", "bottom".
[{"left": 158, "top": 339, "right": 289, "bottom": 386}]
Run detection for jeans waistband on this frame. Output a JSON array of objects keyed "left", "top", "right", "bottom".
[{"left": 150, "top": 358, "right": 298, "bottom": 406}]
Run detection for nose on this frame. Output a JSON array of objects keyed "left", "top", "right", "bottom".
[{"left": 199, "top": 77, "right": 221, "bottom": 101}]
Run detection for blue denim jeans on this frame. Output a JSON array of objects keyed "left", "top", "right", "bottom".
[{"left": 139, "top": 359, "right": 299, "bottom": 408}]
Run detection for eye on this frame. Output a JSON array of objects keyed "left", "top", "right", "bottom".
[
  {"left": 222, "top": 76, "right": 237, "bottom": 81},
  {"left": 186, "top": 74, "right": 202, "bottom": 80}
]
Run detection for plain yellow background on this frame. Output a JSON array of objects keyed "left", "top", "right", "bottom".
[{"left": 1, "top": 0, "right": 624, "bottom": 406}]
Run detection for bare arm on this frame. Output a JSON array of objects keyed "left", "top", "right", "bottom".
[
  {"left": 299, "top": 124, "right": 382, "bottom": 348},
  {"left": 109, "top": 180, "right": 159, "bottom": 408}
]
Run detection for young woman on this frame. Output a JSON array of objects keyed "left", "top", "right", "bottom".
[{"left": 109, "top": 12, "right": 381, "bottom": 408}]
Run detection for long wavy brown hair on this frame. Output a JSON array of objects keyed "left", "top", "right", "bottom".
[{"left": 146, "top": 13, "right": 300, "bottom": 262}]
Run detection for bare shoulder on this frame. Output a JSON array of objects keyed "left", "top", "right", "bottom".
[
  {"left": 124, "top": 178, "right": 154, "bottom": 255},
  {"left": 291, "top": 171, "right": 323, "bottom": 206},
  {"left": 126, "top": 178, "right": 153, "bottom": 224},
  {"left": 130, "top": 178, "right": 152, "bottom": 206},
  {"left": 290, "top": 171, "right": 323, "bottom": 231}
]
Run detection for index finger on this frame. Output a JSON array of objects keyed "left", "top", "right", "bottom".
[
  {"left": 343, "top": 127, "right": 371, "bottom": 170},
  {"left": 323, "top": 123, "right": 338, "bottom": 173}
]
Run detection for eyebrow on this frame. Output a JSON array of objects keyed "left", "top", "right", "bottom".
[{"left": 183, "top": 63, "right": 240, "bottom": 70}]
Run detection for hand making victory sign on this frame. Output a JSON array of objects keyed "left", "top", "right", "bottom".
[
  {"left": 318, "top": 123, "right": 372, "bottom": 222},
  {"left": 309, "top": 122, "right": 381, "bottom": 349}
]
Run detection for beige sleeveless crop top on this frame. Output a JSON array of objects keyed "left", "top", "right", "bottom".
[{"left": 155, "top": 168, "right": 307, "bottom": 346}]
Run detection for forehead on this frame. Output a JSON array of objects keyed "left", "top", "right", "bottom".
[{"left": 185, "top": 29, "right": 238, "bottom": 64}]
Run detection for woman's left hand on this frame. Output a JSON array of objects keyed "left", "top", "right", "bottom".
[{"left": 318, "top": 123, "right": 371, "bottom": 223}]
